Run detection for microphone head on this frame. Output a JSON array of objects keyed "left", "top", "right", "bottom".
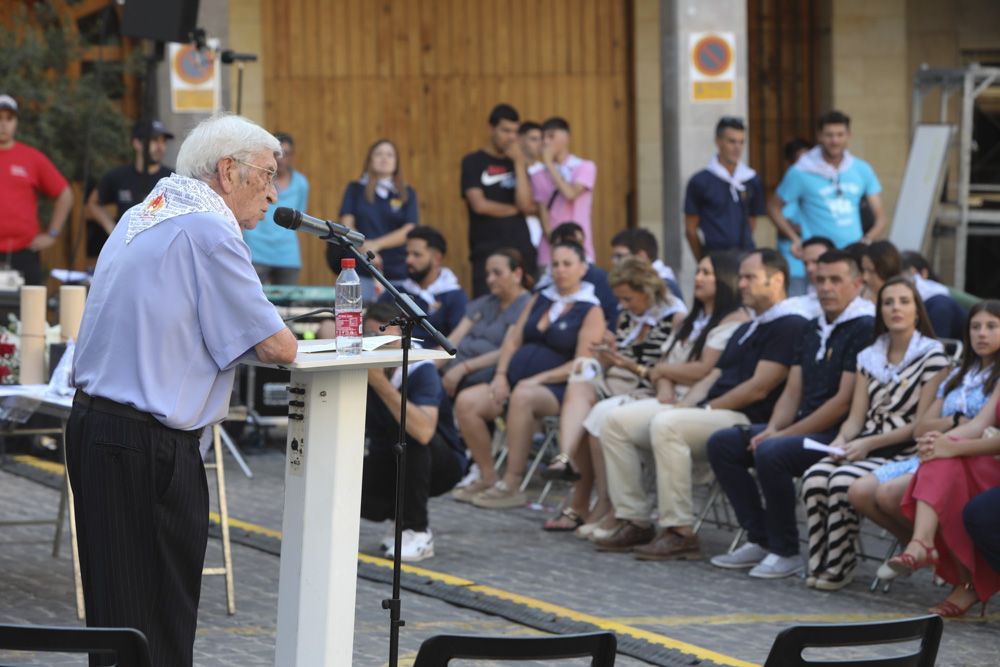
[{"left": 273, "top": 207, "right": 300, "bottom": 230}]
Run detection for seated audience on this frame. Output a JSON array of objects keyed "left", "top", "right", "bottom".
[
  {"left": 539, "top": 258, "right": 686, "bottom": 531},
  {"left": 438, "top": 248, "right": 532, "bottom": 397},
  {"left": 610, "top": 228, "right": 684, "bottom": 300},
  {"left": 901, "top": 250, "right": 966, "bottom": 340},
  {"left": 453, "top": 241, "right": 605, "bottom": 508},
  {"left": 381, "top": 226, "right": 467, "bottom": 342},
  {"left": 859, "top": 240, "right": 901, "bottom": 302},
  {"left": 783, "top": 235, "right": 835, "bottom": 320},
  {"left": 536, "top": 222, "right": 618, "bottom": 326},
  {"left": 964, "top": 487, "right": 1000, "bottom": 579},
  {"left": 707, "top": 250, "right": 873, "bottom": 579},
  {"left": 849, "top": 301, "right": 1000, "bottom": 557},
  {"left": 802, "top": 276, "right": 948, "bottom": 590},
  {"left": 594, "top": 249, "right": 810, "bottom": 559},
  {"left": 360, "top": 303, "right": 466, "bottom": 562}
]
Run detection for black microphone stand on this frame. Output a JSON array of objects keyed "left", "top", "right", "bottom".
[{"left": 324, "top": 231, "right": 454, "bottom": 667}]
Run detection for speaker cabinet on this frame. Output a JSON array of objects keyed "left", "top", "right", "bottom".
[{"left": 122, "top": 0, "right": 200, "bottom": 43}]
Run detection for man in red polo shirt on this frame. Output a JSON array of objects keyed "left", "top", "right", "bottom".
[{"left": 0, "top": 94, "right": 73, "bottom": 284}]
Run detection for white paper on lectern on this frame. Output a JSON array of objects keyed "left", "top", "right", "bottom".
[
  {"left": 803, "top": 438, "right": 845, "bottom": 456},
  {"left": 298, "top": 335, "right": 402, "bottom": 354}
]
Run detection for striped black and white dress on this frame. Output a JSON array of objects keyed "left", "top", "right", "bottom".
[{"left": 802, "top": 333, "right": 949, "bottom": 583}]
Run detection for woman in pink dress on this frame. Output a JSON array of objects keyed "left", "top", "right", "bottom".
[{"left": 892, "top": 362, "right": 1000, "bottom": 617}]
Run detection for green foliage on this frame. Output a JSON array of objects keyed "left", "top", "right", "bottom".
[{"left": 0, "top": 1, "right": 131, "bottom": 184}]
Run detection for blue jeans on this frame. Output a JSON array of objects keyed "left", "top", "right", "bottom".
[
  {"left": 963, "top": 486, "right": 1000, "bottom": 576},
  {"left": 706, "top": 424, "right": 837, "bottom": 557}
]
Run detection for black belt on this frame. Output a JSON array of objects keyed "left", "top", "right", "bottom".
[{"left": 73, "top": 391, "right": 204, "bottom": 440}]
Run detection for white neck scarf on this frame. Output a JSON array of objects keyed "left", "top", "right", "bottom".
[
  {"left": 651, "top": 259, "right": 677, "bottom": 285},
  {"left": 687, "top": 311, "right": 711, "bottom": 345},
  {"left": 359, "top": 173, "right": 398, "bottom": 199},
  {"left": 125, "top": 174, "right": 239, "bottom": 245},
  {"left": 945, "top": 363, "right": 992, "bottom": 416},
  {"left": 857, "top": 332, "right": 943, "bottom": 385},
  {"left": 794, "top": 145, "right": 855, "bottom": 182},
  {"left": 619, "top": 299, "right": 686, "bottom": 348},
  {"left": 540, "top": 283, "right": 600, "bottom": 323},
  {"left": 557, "top": 154, "right": 583, "bottom": 183},
  {"left": 912, "top": 273, "right": 950, "bottom": 301},
  {"left": 707, "top": 155, "right": 757, "bottom": 203},
  {"left": 401, "top": 267, "right": 461, "bottom": 313},
  {"left": 737, "top": 298, "right": 814, "bottom": 345},
  {"left": 785, "top": 293, "right": 823, "bottom": 322},
  {"left": 814, "top": 296, "right": 875, "bottom": 361}
]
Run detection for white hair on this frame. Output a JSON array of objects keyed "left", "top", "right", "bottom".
[{"left": 175, "top": 113, "right": 281, "bottom": 182}]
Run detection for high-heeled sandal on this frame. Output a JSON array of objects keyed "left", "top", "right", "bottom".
[
  {"left": 541, "top": 452, "right": 581, "bottom": 481},
  {"left": 887, "top": 538, "right": 939, "bottom": 576},
  {"left": 929, "top": 582, "right": 986, "bottom": 618}
]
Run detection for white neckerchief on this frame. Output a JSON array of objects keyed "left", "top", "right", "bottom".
[
  {"left": 401, "top": 267, "right": 461, "bottom": 312},
  {"left": 619, "top": 299, "right": 686, "bottom": 348},
  {"left": 857, "top": 332, "right": 943, "bottom": 385},
  {"left": 557, "top": 154, "right": 584, "bottom": 184},
  {"left": 390, "top": 358, "right": 435, "bottom": 390},
  {"left": 785, "top": 293, "right": 822, "bottom": 321},
  {"left": 125, "top": 174, "right": 239, "bottom": 244},
  {"left": 814, "top": 296, "right": 875, "bottom": 361},
  {"left": 687, "top": 311, "right": 711, "bottom": 345},
  {"left": 359, "top": 173, "right": 398, "bottom": 200},
  {"left": 737, "top": 298, "right": 814, "bottom": 345},
  {"left": 540, "top": 283, "right": 600, "bottom": 323},
  {"left": 707, "top": 155, "right": 757, "bottom": 203},
  {"left": 651, "top": 259, "right": 677, "bottom": 285},
  {"left": 794, "top": 145, "right": 855, "bottom": 182},
  {"left": 912, "top": 273, "right": 950, "bottom": 301},
  {"left": 527, "top": 161, "right": 546, "bottom": 176},
  {"left": 946, "top": 363, "right": 992, "bottom": 416}
]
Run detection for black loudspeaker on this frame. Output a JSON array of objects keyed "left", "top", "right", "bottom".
[{"left": 121, "top": 0, "right": 200, "bottom": 43}]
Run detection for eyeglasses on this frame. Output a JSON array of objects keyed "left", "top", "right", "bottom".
[{"left": 233, "top": 158, "right": 277, "bottom": 187}]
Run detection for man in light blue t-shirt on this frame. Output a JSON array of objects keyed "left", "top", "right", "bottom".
[
  {"left": 243, "top": 132, "right": 309, "bottom": 284},
  {"left": 768, "top": 110, "right": 885, "bottom": 255}
]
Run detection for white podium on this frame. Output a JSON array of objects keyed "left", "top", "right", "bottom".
[{"left": 244, "top": 344, "right": 450, "bottom": 667}]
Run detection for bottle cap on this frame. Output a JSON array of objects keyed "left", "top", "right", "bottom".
[{"left": 341, "top": 258, "right": 356, "bottom": 269}]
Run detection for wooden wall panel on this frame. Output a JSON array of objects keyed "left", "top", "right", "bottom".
[{"left": 261, "top": 0, "right": 635, "bottom": 289}]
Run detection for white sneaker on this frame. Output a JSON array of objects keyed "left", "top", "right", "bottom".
[
  {"left": 710, "top": 542, "right": 769, "bottom": 570},
  {"left": 385, "top": 528, "right": 434, "bottom": 562},
  {"left": 749, "top": 553, "right": 805, "bottom": 579}
]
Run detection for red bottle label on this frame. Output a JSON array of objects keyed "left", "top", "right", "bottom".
[{"left": 336, "top": 310, "right": 362, "bottom": 336}]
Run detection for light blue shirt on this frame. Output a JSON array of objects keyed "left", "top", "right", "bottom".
[
  {"left": 776, "top": 158, "right": 881, "bottom": 248},
  {"left": 74, "top": 209, "right": 287, "bottom": 432},
  {"left": 243, "top": 169, "right": 309, "bottom": 268}
]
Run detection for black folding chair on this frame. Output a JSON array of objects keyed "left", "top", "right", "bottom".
[
  {"left": 413, "top": 631, "right": 617, "bottom": 666},
  {"left": 763, "top": 615, "right": 942, "bottom": 667},
  {"left": 0, "top": 624, "right": 151, "bottom": 667}
]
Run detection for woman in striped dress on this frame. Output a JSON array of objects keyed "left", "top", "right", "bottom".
[{"left": 802, "top": 276, "right": 949, "bottom": 591}]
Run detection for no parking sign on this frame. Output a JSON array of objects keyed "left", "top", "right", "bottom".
[
  {"left": 689, "top": 32, "right": 736, "bottom": 102},
  {"left": 169, "top": 43, "right": 220, "bottom": 113}
]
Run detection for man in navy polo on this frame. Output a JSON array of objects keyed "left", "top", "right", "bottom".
[
  {"left": 684, "top": 116, "right": 765, "bottom": 259},
  {"left": 706, "top": 250, "right": 873, "bottom": 580}
]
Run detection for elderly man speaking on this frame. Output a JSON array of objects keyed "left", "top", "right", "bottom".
[{"left": 68, "top": 114, "right": 297, "bottom": 666}]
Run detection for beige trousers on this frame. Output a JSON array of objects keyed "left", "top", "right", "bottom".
[{"left": 600, "top": 399, "right": 748, "bottom": 527}]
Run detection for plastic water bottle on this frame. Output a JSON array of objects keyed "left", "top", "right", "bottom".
[{"left": 335, "top": 258, "right": 363, "bottom": 355}]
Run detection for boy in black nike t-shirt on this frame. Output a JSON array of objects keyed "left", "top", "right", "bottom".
[{"left": 461, "top": 103, "right": 537, "bottom": 297}]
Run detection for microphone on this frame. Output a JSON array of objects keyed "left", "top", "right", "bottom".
[
  {"left": 220, "top": 50, "right": 258, "bottom": 64},
  {"left": 273, "top": 207, "right": 366, "bottom": 246}
]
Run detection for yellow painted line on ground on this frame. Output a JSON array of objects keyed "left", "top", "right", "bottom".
[
  {"left": 613, "top": 612, "right": 909, "bottom": 627},
  {"left": 11, "top": 455, "right": 756, "bottom": 666},
  {"left": 12, "top": 454, "right": 65, "bottom": 476}
]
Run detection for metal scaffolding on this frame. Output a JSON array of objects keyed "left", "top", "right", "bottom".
[{"left": 912, "top": 64, "right": 1000, "bottom": 290}]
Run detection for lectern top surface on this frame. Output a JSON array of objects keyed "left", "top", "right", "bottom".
[{"left": 240, "top": 345, "right": 451, "bottom": 372}]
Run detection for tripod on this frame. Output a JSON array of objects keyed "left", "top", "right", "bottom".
[{"left": 328, "top": 236, "right": 455, "bottom": 667}]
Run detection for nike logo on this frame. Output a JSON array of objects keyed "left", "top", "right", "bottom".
[{"left": 481, "top": 170, "right": 513, "bottom": 187}]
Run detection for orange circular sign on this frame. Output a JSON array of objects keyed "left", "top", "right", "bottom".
[
  {"left": 692, "top": 35, "right": 732, "bottom": 77},
  {"left": 172, "top": 44, "right": 215, "bottom": 85}
]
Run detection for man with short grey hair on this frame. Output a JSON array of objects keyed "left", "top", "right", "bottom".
[{"left": 68, "top": 113, "right": 297, "bottom": 667}]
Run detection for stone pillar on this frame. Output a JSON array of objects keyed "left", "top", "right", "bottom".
[
  {"left": 155, "top": 1, "right": 231, "bottom": 165},
  {"left": 659, "top": 0, "right": 749, "bottom": 289}
]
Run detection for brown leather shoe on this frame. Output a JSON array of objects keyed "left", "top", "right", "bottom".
[
  {"left": 592, "top": 521, "right": 656, "bottom": 552},
  {"left": 632, "top": 528, "right": 703, "bottom": 561}
]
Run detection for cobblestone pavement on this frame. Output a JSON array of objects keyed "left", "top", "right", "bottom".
[{"left": 3, "top": 445, "right": 1000, "bottom": 666}]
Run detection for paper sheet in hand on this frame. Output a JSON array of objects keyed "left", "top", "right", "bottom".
[
  {"left": 299, "top": 335, "right": 403, "bottom": 354},
  {"left": 803, "top": 438, "right": 845, "bottom": 456}
]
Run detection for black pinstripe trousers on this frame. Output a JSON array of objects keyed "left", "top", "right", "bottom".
[{"left": 65, "top": 402, "right": 209, "bottom": 667}]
